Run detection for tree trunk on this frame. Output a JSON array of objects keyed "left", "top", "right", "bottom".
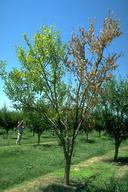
[
  {"left": 32, "top": 130, "right": 35, "bottom": 136},
  {"left": 114, "top": 140, "right": 120, "bottom": 161},
  {"left": 37, "top": 132, "right": 41, "bottom": 145},
  {"left": 64, "top": 154, "right": 71, "bottom": 185},
  {"left": 62, "top": 137, "right": 73, "bottom": 186},
  {"left": 99, "top": 130, "right": 101, "bottom": 138},
  {"left": 86, "top": 132, "right": 89, "bottom": 141},
  {"left": 6, "top": 129, "right": 9, "bottom": 138}
]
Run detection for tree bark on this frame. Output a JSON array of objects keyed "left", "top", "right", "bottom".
[
  {"left": 99, "top": 130, "right": 101, "bottom": 138},
  {"left": 114, "top": 140, "right": 120, "bottom": 161},
  {"left": 64, "top": 154, "right": 71, "bottom": 185},
  {"left": 6, "top": 129, "right": 9, "bottom": 138},
  {"left": 86, "top": 132, "right": 89, "bottom": 141},
  {"left": 37, "top": 132, "right": 41, "bottom": 145},
  {"left": 62, "top": 137, "right": 73, "bottom": 186},
  {"left": 32, "top": 130, "right": 35, "bottom": 136}
]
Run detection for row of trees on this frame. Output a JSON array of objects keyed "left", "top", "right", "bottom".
[
  {"left": 94, "top": 78, "right": 128, "bottom": 161},
  {"left": 0, "top": 79, "right": 128, "bottom": 181},
  {"left": 0, "top": 105, "right": 22, "bottom": 135},
  {"left": 0, "top": 105, "right": 49, "bottom": 144},
  {"left": 0, "top": 14, "right": 126, "bottom": 185},
  {"left": 1, "top": 76, "right": 128, "bottom": 161}
]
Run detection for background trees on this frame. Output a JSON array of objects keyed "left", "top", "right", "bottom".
[
  {"left": 101, "top": 78, "right": 128, "bottom": 161},
  {"left": 0, "top": 105, "right": 22, "bottom": 135},
  {"left": 4, "top": 14, "right": 121, "bottom": 185},
  {"left": 81, "top": 114, "right": 94, "bottom": 141},
  {"left": 93, "top": 106, "right": 105, "bottom": 138},
  {"left": 24, "top": 103, "right": 50, "bottom": 145}
]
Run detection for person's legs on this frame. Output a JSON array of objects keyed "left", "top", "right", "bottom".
[
  {"left": 16, "top": 133, "right": 21, "bottom": 144},
  {"left": 18, "top": 133, "right": 22, "bottom": 144}
]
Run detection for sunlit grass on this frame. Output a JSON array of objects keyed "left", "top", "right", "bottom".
[{"left": 0, "top": 130, "right": 128, "bottom": 191}]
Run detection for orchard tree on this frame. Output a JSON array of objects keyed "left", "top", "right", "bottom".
[
  {"left": 0, "top": 106, "right": 22, "bottom": 135},
  {"left": 81, "top": 114, "right": 94, "bottom": 141},
  {"left": 25, "top": 111, "right": 45, "bottom": 145},
  {"left": 0, "top": 105, "right": 11, "bottom": 136},
  {"left": 0, "top": 110, "right": 4, "bottom": 133},
  {"left": 101, "top": 78, "right": 128, "bottom": 161},
  {"left": 24, "top": 103, "right": 50, "bottom": 145},
  {"left": 4, "top": 14, "right": 121, "bottom": 185},
  {"left": 94, "top": 106, "right": 105, "bottom": 138}
]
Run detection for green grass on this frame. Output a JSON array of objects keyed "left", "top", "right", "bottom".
[
  {"left": 0, "top": 129, "right": 57, "bottom": 146},
  {"left": 47, "top": 147, "right": 128, "bottom": 192},
  {"left": 0, "top": 130, "right": 128, "bottom": 191},
  {"left": 0, "top": 144, "right": 63, "bottom": 190},
  {"left": 70, "top": 160, "right": 128, "bottom": 192}
]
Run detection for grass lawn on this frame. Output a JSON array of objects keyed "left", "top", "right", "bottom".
[
  {"left": 0, "top": 129, "right": 57, "bottom": 146},
  {"left": 0, "top": 130, "right": 128, "bottom": 191}
]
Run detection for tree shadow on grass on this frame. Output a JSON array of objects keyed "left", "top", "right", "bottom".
[
  {"left": 116, "top": 157, "right": 128, "bottom": 166},
  {"left": 85, "top": 139, "right": 96, "bottom": 144},
  {"left": 80, "top": 138, "right": 96, "bottom": 144},
  {"left": 102, "top": 156, "right": 128, "bottom": 166},
  {"left": 33, "top": 144, "right": 52, "bottom": 148},
  {"left": 42, "top": 135, "right": 56, "bottom": 139},
  {"left": 39, "top": 184, "right": 77, "bottom": 192},
  {"left": 11, "top": 137, "right": 28, "bottom": 140},
  {"left": 39, "top": 176, "right": 126, "bottom": 192}
]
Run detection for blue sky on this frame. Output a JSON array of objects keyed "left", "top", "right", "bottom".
[{"left": 0, "top": 0, "right": 128, "bottom": 109}]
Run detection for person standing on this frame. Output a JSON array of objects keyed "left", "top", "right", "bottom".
[{"left": 16, "top": 120, "right": 24, "bottom": 145}]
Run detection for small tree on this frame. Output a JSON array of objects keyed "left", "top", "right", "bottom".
[
  {"left": 0, "top": 105, "right": 11, "bottom": 136},
  {"left": 81, "top": 115, "right": 94, "bottom": 141},
  {"left": 102, "top": 78, "right": 128, "bottom": 161},
  {"left": 93, "top": 106, "right": 105, "bottom": 138},
  {"left": 0, "top": 106, "right": 22, "bottom": 136},
  {"left": 24, "top": 105, "right": 49, "bottom": 145},
  {"left": 4, "top": 15, "right": 121, "bottom": 185}
]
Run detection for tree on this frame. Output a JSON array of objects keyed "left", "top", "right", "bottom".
[
  {"left": 0, "top": 105, "right": 22, "bottom": 136},
  {"left": 101, "top": 78, "right": 128, "bottom": 161},
  {"left": 24, "top": 104, "right": 49, "bottom": 145},
  {"left": 93, "top": 106, "right": 105, "bottom": 138},
  {"left": 0, "top": 105, "right": 12, "bottom": 136},
  {"left": 4, "top": 15, "right": 121, "bottom": 185},
  {"left": 81, "top": 114, "right": 94, "bottom": 141}
]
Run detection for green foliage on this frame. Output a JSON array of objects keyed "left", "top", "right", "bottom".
[
  {"left": 102, "top": 78, "right": 128, "bottom": 140},
  {"left": 73, "top": 176, "right": 128, "bottom": 192},
  {"left": 98, "top": 77, "right": 128, "bottom": 161},
  {"left": 0, "top": 60, "right": 6, "bottom": 77},
  {"left": 4, "top": 26, "right": 66, "bottom": 109},
  {"left": 93, "top": 106, "right": 106, "bottom": 137}
]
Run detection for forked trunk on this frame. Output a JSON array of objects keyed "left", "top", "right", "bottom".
[{"left": 62, "top": 137, "right": 74, "bottom": 186}]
